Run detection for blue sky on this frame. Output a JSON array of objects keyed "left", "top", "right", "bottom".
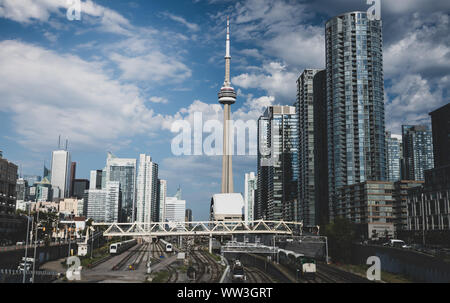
[{"left": 0, "top": 0, "right": 449, "bottom": 220}]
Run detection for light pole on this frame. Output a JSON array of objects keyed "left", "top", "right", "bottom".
[
  {"left": 22, "top": 204, "right": 31, "bottom": 283},
  {"left": 32, "top": 210, "right": 40, "bottom": 283}
]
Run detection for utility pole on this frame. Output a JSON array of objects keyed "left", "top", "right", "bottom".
[
  {"left": 32, "top": 210, "right": 40, "bottom": 283},
  {"left": 22, "top": 205, "right": 31, "bottom": 283}
]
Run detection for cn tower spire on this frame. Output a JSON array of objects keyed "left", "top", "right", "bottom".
[
  {"left": 224, "top": 16, "right": 231, "bottom": 86},
  {"left": 218, "top": 16, "right": 236, "bottom": 194}
]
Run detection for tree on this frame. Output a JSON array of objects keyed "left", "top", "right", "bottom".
[{"left": 322, "top": 217, "right": 357, "bottom": 263}]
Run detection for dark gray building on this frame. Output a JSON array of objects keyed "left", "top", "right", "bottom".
[
  {"left": 429, "top": 103, "right": 450, "bottom": 168},
  {"left": 402, "top": 125, "right": 434, "bottom": 181},
  {"left": 72, "top": 179, "right": 90, "bottom": 199},
  {"left": 326, "top": 12, "right": 387, "bottom": 220},
  {"left": 295, "top": 69, "right": 326, "bottom": 227}
]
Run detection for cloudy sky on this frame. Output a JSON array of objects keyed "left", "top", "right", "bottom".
[{"left": 0, "top": 0, "right": 448, "bottom": 220}]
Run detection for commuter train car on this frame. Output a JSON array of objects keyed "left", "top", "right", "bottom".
[
  {"left": 109, "top": 239, "right": 137, "bottom": 254},
  {"left": 231, "top": 260, "right": 246, "bottom": 282},
  {"left": 160, "top": 239, "right": 173, "bottom": 253},
  {"left": 278, "top": 250, "right": 316, "bottom": 280}
]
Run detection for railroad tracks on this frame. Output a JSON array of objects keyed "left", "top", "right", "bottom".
[
  {"left": 314, "top": 263, "right": 370, "bottom": 283},
  {"left": 245, "top": 266, "right": 274, "bottom": 283},
  {"left": 112, "top": 244, "right": 142, "bottom": 271},
  {"left": 190, "top": 248, "right": 222, "bottom": 283}
]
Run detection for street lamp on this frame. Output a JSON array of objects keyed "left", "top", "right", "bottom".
[
  {"left": 32, "top": 209, "right": 40, "bottom": 283},
  {"left": 22, "top": 204, "right": 32, "bottom": 283}
]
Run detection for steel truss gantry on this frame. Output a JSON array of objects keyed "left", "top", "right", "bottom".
[{"left": 93, "top": 220, "right": 303, "bottom": 237}]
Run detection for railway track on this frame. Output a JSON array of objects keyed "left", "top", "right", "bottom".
[
  {"left": 191, "top": 248, "right": 206, "bottom": 282},
  {"left": 112, "top": 244, "right": 142, "bottom": 271},
  {"left": 128, "top": 243, "right": 149, "bottom": 271},
  {"left": 198, "top": 249, "right": 222, "bottom": 282},
  {"left": 245, "top": 266, "right": 274, "bottom": 283},
  {"left": 315, "top": 263, "right": 370, "bottom": 283}
]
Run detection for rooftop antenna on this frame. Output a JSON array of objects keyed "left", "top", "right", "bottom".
[
  {"left": 58, "top": 135, "right": 61, "bottom": 150},
  {"left": 65, "top": 139, "right": 68, "bottom": 151}
]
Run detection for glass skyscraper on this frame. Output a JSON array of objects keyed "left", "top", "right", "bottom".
[
  {"left": 402, "top": 125, "right": 434, "bottom": 181},
  {"left": 104, "top": 153, "right": 136, "bottom": 223},
  {"left": 256, "top": 106, "right": 299, "bottom": 221},
  {"left": 326, "top": 12, "right": 386, "bottom": 219},
  {"left": 386, "top": 131, "right": 402, "bottom": 182}
]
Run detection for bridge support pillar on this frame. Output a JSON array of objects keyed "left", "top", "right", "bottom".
[{"left": 209, "top": 234, "right": 212, "bottom": 254}]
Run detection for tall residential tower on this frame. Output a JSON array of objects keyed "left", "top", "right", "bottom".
[{"left": 326, "top": 12, "right": 386, "bottom": 219}]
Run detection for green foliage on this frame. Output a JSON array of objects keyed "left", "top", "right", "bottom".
[{"left": 322, "top": 217, "right": 358, "bottom": 263}]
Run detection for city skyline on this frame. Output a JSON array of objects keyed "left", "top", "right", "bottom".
[{"left": 0, "top": 0, "right": 449, "bottom": 221}]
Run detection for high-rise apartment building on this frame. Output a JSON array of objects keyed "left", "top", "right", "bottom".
[
  {"left": 158, "top": 179, "right": 167, "bottom": 223},
  {"left": 104, "top": 153, "right": 136, "bottom": 222},
  {"left": 256, "top": 106, "right": 298, "bottom": 221},
  {"left": 165, "top": 196, "right": 186, "bottom": 229},
  {"left": 386, "top": 132, "right": 402, "bottom": 182},
  {"left": 72, "top": 179, "right": 89, "bottom": 199},
  {"left": 402, "top": 125, "right": 434, "bottom": 181},
  {"left": 85, "top": 181, "right": 121, "bottom": 223},
  {"left": 295, "top": 69, "right": 324, "bottom": 227},
  {"left": 313, "top": 70, "right": 329, "bottom": 226},
  {"left": 50, "top": 150, "right": 71, "bottom": 198},
  {"left": 326, "top": 12, "right": 386, "bottom": 219},
  {"left": 136, "top": 154, "right": 159, "bottom": 223},
  {"left": 244, "top": 172, "right": 257, "bottom": 224}
]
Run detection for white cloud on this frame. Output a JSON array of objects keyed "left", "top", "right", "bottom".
[
  {"left": 110, "top": 52, "right": 192, "bottom": 83},
  {"left": 163, "top": 12, "right": 200, "bottom": 32},
  {"left": 385, "top": 74, "right": 445, "bottom": 133},
  {"left": 232, "top": 62, "right": 298, "bottom": 101},
  {"left": 0, "top": 40, "right": 166, "bottom": 151},
  {"left": 149, "top": 97, "right": 169, "bottom": 104},
  {"left": 0, "top": 0, "right": 133, "bottom": 35}
]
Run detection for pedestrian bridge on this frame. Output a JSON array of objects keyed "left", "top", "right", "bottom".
[{"left": 92, "top": 220, "right": 303, "bottom": 237}]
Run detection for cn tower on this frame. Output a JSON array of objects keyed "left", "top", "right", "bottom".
[{"left": 218, "top": 17, "right": 236, "bottom": 193}]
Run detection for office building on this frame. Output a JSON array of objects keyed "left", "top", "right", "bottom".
[
  {"left": 104, "top": 152, "right": 136, "bottom": 222},
  {"left": 244, "top": 172, "right": 257, "bottom": 224},
  {"left": 429, "top": 103, "right": 450, "bottom": 168},
  {"left": 16, "top": 178, "right": 28, "bottom": 201},
  {"left": 89, "top": 170, "right": 103, "bottom": 190},
  {"left": 136, "top": 154, "right": 159, "bottom": 223},
  {"left": 35, "top": 177, "right": 53, "bottom": 202},
  {"left": 23, "top": 175, "right": 41, "bottom": 187},
  {"left": 69, "top": 162, "right": 76, "bottom": 197},
  {"left": 51, "top": 150, "right": 71, "bottom": 198},
  {"left": 256, "top": 106, "right": 298, "bottom": 221},
  {"left": 386, "top": 132, "right": 403, "bottom": 182},
  {"left": 158, "top": 179, "right": 167, "bottom": 223},
  {"left": 326, "top": 12, "right": 387, "bottom": 220},
  {"left": 402, "top": 125, "right": 434, "bottom": 181},
  {"left": 185, "top": 209, "right": 192, "bottom": 222},
  {"left": 72, "top": 179, "right": 89, "bottom": 199}
]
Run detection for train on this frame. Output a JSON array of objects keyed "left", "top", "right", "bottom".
[
  {"left": 300, "top": 257, "right": 316, "bottom": 279},
  {"left": 109, "top": 239, "right": 137, "bottom": 254},
  {"left": 231, "top": 260, "right": 246, "bottom": 282},
  {"left": 159, "top": 239, "right": 173, "bottom": 253},
  {"left": 278, "top": 251, "right": 316, "bottom": 280}
]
